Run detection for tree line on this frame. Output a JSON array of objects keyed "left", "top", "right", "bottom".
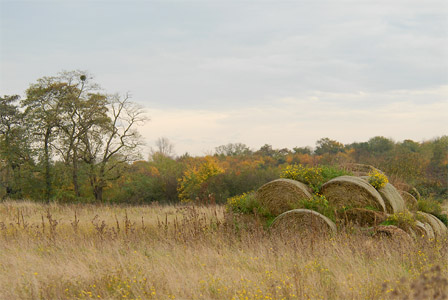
[
  {"left": 1, "top": 72, "right": 447, "bottom": 203},
  {"left": 0, "top": 71, "right": 146, "bottom": 202}
]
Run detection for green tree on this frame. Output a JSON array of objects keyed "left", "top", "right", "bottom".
[
  {"left": 22, "top": 78, "right": 70, "bottom": 201},
  {"left": 427, "top": 136, "right": 448, "bottom": 194},
  {"left": 215, "top": 143, "right": 252, "bottom": 156},
  {"left": 367, "top": 136, "right": 394, "bottom": 154},
  {"left": 0, "top": 95, "right": 32, "bottom": 198},
  {"left": 314, "top": 138, "right": 345, "bottom": 155},
  {"left": 53, "top": 72, "right": 109, "bottom": 198},
  {"left": 292, "top": 146, "right": 312, "bottom": 155}
]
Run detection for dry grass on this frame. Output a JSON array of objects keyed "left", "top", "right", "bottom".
[
  {"left": 342, "top": 208, "right": 387, "bottom": 227},
  {"left": 0, "top": 200, "right": 447, "bottom": 300}
]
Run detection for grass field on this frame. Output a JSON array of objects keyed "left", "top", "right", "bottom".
[{"left": 0, "top": 200, "right": 447, "bottom": 300}]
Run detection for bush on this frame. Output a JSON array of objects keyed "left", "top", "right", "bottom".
[
  {"left": 382, "top": 211, "right": 416, "bottom": 231},
  {"left": 418, "top": 198, "right": 448, "bottom": 226},
  {"left": 368, "top": 170, "right": 388, "bottom": 190},
  {"left": 280, "top": 164, "right": 351, "bottom": 193},
  {"left": 226, "top": 192, "right": 271, "bottom": 217},
  {"left": 300, "top": 193, "right": 336, "bottom": 222}
]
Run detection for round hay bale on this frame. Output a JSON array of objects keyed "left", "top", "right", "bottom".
[
  {"left": 416, "top": 212, "right": 448, "bottom": 240},
  {"left": 256, "top": 179, "right": 312, "bottom": 216},
  {"left": 342, "top": 208, "right": 387, "bottom": 227},
  {"left": 413, "top": 220, "right": 435, "bottom": 239},
  {"left": 341, "top": 163, "right": 384, "bottom": 176},
  {"left": 398, "top": 190, "right": 418, "bottom": 212},
  {"left": 321, "top": 176, "right": 386, "bottom": 212},
  {"left": 270, "top": 209, "right": 336, "bottom": 236},
  {"left": 373, "top": 225, "right": 413, "bottom": 244},
  {"left": 393, "top": 183, "right": 421, "bottom": 200},
  {"left": 378, "top": 183, "right": 406, "bottom": 214}
]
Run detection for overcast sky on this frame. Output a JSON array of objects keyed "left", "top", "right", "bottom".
[{"left": 1, "top": 0, "right": 447, "bottom": 156}]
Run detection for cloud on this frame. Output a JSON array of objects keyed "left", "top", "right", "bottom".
[
  {"left": 1, "top": 0, "right": 447, "bottom": 157},
  {"left": 139, "top": 85, "right": 448, "bottom": 155}
]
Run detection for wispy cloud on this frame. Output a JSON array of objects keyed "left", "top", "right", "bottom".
[
  {"left": 140, "top": 86, "right": 448, "bottom": 155},
  {"left": 1, "top": 1, "right": 447, "bottom": 155}
]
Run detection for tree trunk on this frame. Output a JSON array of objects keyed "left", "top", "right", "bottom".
[
  {"left": 94, "top": 185, "right": 103, "bottom": 202},
  {"left": 3, "top": 131, "right": 13, "bottom": 198},
  {"left": 72, "top": 148, "right": 80, "bottom": 197},
  {"left": 44, "top": 128, "right": 52, "bottom": 202}
]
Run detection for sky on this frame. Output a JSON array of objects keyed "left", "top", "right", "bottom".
[{"left": 1, "top": 0, "right": 447, "bottom": 156}]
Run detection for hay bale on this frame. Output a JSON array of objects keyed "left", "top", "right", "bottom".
[
  {"left": 413, "top": 220, "right": 435, "bottom": 239},
  {"left": 270, "top": 209, "right": 336, "bottom": 236},
  {"left": 373, "top": 225, "right": 413, "bottom": 244},
  {"left": 416, "top": 212, "right": 448, "bottom": 240},
  {"left": 398, "top": 190, "right": 418, "bottom": 212},
  {"left": 256, "top": 179, "right": 312, "bottom": 216},
  {"left": 393, "top": 183, "right": 421, "bottom": 200},
  {"left": 378, "top": 183, "right": 406, "bottom": 214},
  {"left": 321, "top": 176, "right": 386, "bottom": 212},
  {"left": 342, "top": 208, "right": 387, "bottom": 227},
  {"left": 341, "top": 163, "right": 384, "bottom": 176}
]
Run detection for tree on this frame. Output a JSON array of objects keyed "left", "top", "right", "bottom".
[
  {"left": 53, "top": 72, "right": 109, "bottom": 198},
  {"left": 293, "top": 146, "right": 312, "bottom": 155},
  {"left": 314, "top": 138, "right": 345, "bottom": 155},
  {"left": 256, "top": 144, "right": 276, "bottom": 157},
  {"left": 80, "top": 93, "right": 147, "bottom": 201},
  {"left": 0, "top": 95, "right": 32, "bottom": 198},
  {"left": 149, "top": 137, "right": 175, "bottom": 159},
  {"left": 215, "top": 143, "right": 252, "bottom": 156},
  {"left": 22, "top": 78, "right": 69, "bottom": 201},
  {"left": 399, "top": 139, "right": 420, "bottom": 153},
  {"left": 177, "top": 156, "right": 224, "bottom": 203},
  {"left": 427, "top": 136, "right": 448, "bottom": 190},
  {"left": 367, "top": 136, "right": 394, "bottom": 154}
]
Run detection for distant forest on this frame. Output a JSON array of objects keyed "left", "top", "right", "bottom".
[{"left": 1, "top": 72, "right": 447, "bottom": 203}]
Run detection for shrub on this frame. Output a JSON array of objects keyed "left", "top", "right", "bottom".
[
  {"left": 280, "top": 164, "right": 351, "bottom": 193},
  {"left": 299, "top": 194, "right": 336, "bottom": 222},
  {"left": 418, "top": 198, "right": 448, "bottom": 226},
  {"left": 381, "top": 211, "right": 416, "bottom": 231},
  {"left": 177, "top": 157, "right": 224, "bottom": 203},
  {"left": 226, "top": 192, "right": 271, "bottom": 217},
  {"left": 368, "top": 170, "right": 388, "bottom": 190}
]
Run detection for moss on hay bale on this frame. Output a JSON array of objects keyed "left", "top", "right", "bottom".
[
  {"left": 269, "top": 209, "right": 337, "bottom": 236},
  {"left": 342, "top": 208, "right": 387, "bottom": 227},
  {"left": 373, "top": 225, "right": 413, "bottom": 244},
  {"left": 378, "top": 183, "right": 406, "bottom": 214},
  {"left": 398, "top": 190, "right": 418, "bottom": 212},
  {"left": 341, "top": 163, "right": 384, "bottom": 177},
  {"left": 255, "top": 179, "right": 312, "bottom": 216},
  {"left": 416, "top": 211, "right": 448, "bottom": 240},
  {"left": 321, "top": 176, "right": 386, "bottom": 212}
]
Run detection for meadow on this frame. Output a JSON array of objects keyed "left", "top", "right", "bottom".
[{"left": 0, "top": 200, "right": 447, "bottom": 300}]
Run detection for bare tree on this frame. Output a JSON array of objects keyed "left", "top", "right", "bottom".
[
  {"left": 149, "top": 137, "right": 175, "bottom": 160},
  {"left": 81, "top": 93, "right": 147, "bottom": 201}
]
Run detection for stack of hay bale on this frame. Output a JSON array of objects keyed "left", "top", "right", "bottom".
[{"left": 256, "top": 164, "right": 447, "bottom": 240}]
